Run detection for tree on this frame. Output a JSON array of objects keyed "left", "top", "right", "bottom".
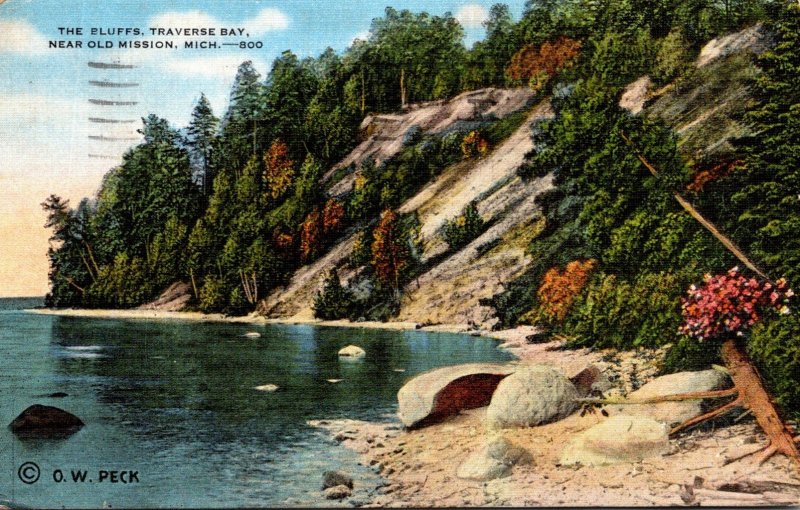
[
  {"left": 300, "top": 208, "right": 322, "bottom": 262},
  {"left": 221, "top": 61, "right": 265, "bottom": 170},
  {"left": 187, "top": 93, "right": 219, "bottom": 195},
  {"left": 313, "top": 268, "right": 355, "bottom": 319},
  {"left": 263, "top": 139, "right": 295, "bottom": 202},
  {"left": 371, "top": 209, "right": 410, "bottom": 290},
  {"left": 506, "top": 37, "right": 582, "bottom": 90},
  {"left": 727, "top": 2, "right": 800, "bottom": 284}
]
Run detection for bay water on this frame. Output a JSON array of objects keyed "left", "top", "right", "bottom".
[{"left": 0, "top": 298, "right": 512, "bottom": 507}]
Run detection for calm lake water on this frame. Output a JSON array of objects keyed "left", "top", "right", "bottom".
[{"left": 0, "top": 298, "right": 513, "bottom": 508}]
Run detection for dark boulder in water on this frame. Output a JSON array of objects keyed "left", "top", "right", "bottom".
[
  {"left": 9, "top": 404, "right": 84, "bottom": 437},
  {"left": 322, "top": 470, "right": 354, "bottom": 490},
  {"left": 47, "top": 392, "right": 69, "bottom": 398}
]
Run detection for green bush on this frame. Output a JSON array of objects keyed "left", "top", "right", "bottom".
[
  {"left": 198, "top": 275, "right": 227, "bottom": 313},
  {"left": 442, "top": 202, "right": 486, "bottom": 250},
  {"left": 748, "top": 313, "right": 800, "bottom": 422},
  {"left": 661, "top": 335, "right": 722, "bottom": 373},
  {"left": 560, "top": 271, "right": 690, "bottom": 350},
  {"left": 313, "top": 268, "right": 356, "bottom": 320}
]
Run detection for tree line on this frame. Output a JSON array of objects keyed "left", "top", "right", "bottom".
[{"left": 43, "top": 0, "right": 779, "bottom": 316}]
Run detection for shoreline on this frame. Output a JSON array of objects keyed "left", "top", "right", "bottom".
[{"left": 26, "top": 307, "right": 541, "bottom": 353}]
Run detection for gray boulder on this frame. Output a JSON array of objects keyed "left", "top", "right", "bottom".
[
  {"left": 560, "top": 415, "right": 670, "bottom": 466},
  {"left": 457, "top": 436, "right": 532, "bottom": 481},
  {"left": 397, "top": 363, "right": 515, "bottom": 428},
  {"left": 606, "top": 370, "right": 730, "bottom": 426},
  {"left": 486, "top": 364, "right": 579, "bottom": 429},
  {"left": 9, "top": 404, "right": 84, "bottom": 437},
  {"left": 322, "top": 470, "right": 354, "bottom": 489}
]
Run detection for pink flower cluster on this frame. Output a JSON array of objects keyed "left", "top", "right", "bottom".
[{"left": 680, "top": 267, "right": 793, "bottom": 341}]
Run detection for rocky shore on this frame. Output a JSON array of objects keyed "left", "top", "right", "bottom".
[
  {"left": 29, "top": 308, "right": 800, "bottom": 506},
  {"left": 310, "top": 339, "right": 800, "bottom": 507}
]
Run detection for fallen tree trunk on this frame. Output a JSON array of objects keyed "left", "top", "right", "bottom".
[{"left": 718, "top": 339, "right": 800, "bottom": 469}]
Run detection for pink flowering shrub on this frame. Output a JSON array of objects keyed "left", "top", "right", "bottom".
[{"left": 679, "top": 267, "right": 793, "bottom": 341}]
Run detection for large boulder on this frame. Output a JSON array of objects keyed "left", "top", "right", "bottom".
[
  {"left": 397, "top": 363, "right": 515, "bottom": 428},
  {"left": 486, "top": 364, "right": 579, "bottom": 429},
  {"left": 560, "top": 415, "right": 670, "bottom": 466},
  {"left": 9, "top": 404, "right": 84, "bottom": 437},
  {"left": 457, "top": 436, "right": 533, "bottom": 481},
  {"left": 322, "top": 470, "right": 354, "bottom": 490},
  {"left": 606, "top": 370, "right": 730, "bottom": 426},
  {"left": 338, "top": 345, "right": 366, "bottom": 359}
]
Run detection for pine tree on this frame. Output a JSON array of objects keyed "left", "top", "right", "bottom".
[{"left": 187, "top": 93, "right": 219, "bottom": 195}]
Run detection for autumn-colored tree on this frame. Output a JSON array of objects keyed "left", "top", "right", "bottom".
[
  {"left": 263, "top": 139, "right": 295, "bottom": 200},
  {"left": 537, "top": 259, "right": 597, "bottom": 322},
  {"left": 273, "top": 230, "right": 294, "bottom": 251},
  {"left": 322, "top": 198, "right": 345, "bottom": 234},
  {"left": 300, "top": 208, "right": 321, "bottom": 262},
  {"left": 371, "top": 209, "right": 409, "bottom": 290},
  {"left": 687, "top": 159, "right": 743, "bottom": 192},
  {"left": 460, "top": 131, "right": 490, "bottom": 158},
  {"left": 506, "top": 37, "right": 581, "bottom": 91}
]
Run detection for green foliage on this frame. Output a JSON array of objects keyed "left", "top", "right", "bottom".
[
  {"left": 442, "top": 202, "right": 486, "bottom": 250},
  {"left": 313, "top": 268, "right": 356, "bottom": 320},
  {"left": 724, "top": 3, "right": 800, "bottom": 285},
  {"left": 653, "top": 28, "right": 693, "bottom": 85},
  {"left": 198, "top": 275, "right": 227, "bottom": 313},
  {"left": 560, "top": 271, "right": 692, "bottom": 350},
  {"left": 661, "top": 335, "right": 723, "bottom": 373},
  {"left": 748, "top": 312, "right": 800, "bottom": 421},
  {"left": 87, "top": 253, "right": 154, "bottom": 308}
]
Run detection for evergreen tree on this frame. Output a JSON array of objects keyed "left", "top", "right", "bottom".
[{"left": 187, "top": 93, "right": 219, "bottom": 195}]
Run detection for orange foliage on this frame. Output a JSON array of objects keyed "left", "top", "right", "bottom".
[
  {"left": 371, "top": 209, "right": 409, "bottom": 288},
  {"left": 273, "top": 231, "right": 294, "bottom": 251},
  {"left": 506, "top": 37, "right": 581, "bottom": 89},
  {"left": 263, "top": 139, "right": 295, "bottom": 200},
  {"left": 461, "top": 131, "right": 490, "bottom": 158},
  {"left": 537, "top": 259, "right": 597, "bottom": 322},
  {"left": 300, "top": 209, "right": 321, "bottom": 262},
  {"left": 687, "top": 159, "right": 743, "bottom": 192},
  {"left": 322, "top": 199, "right": 345, "bottom": 233}
]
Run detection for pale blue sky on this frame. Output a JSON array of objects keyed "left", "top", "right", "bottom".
[{"left": 0, "top": 0, "right": 526, "bottom": 296}]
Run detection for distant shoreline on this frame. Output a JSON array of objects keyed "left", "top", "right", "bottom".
[{"left": 25, "top": 308, "right": 537, "bottom": 352}]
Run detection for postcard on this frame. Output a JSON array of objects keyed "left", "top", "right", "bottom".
[{"left": 1, "top": 0, "right": 799, "bottom": 507}]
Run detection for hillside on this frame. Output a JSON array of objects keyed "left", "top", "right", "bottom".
[{"left": 256, "top": 25, "right": 769, "bottom": 328}]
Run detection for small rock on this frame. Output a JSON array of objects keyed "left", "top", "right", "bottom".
[
  {"left": 560, "top": 415, "right": 670, "bottom": 466},
  {"left": 324, "top": 485, "right": 352, "bottom": 500},
  {"left": 323, "top": 470, "right": 354, "bottom": 490},
  {"left": 243, "top": 331, "right": 261, "bottom": 338},
  {"left": 327, "top": 379, "right": 343, "bottom": 383},
  {"left": 486, "top": 364, "right": 579, "bottom": 429},
  {"left": 254, "top": 384, "right": 279, "bottom": 392},
  {"left": 47, "top": 392, "right": 69, "bottom": 398},
  {"left": 338, "top": 345, "right": 366, "bottom": 359},
  {"left": 457, "top": 436, "right": 533, "bottom": 481},
  {"left": 9, "top": 404, "right": 84, "bottom": 437}
]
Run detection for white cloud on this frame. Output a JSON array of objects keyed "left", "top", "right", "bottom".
[
  {"left": 148, "top": 10, "right": 221, "bottom": 30},
  {"left": 350, "top": 30, "right": 370, "bottom": 45},
  {"left": 455, "top": 4, "right": 489, "bottom": 29},
  {"left": 162, "top": 55, "right": 267, "bottom": 79},
  {"left": 246, "top": 8, "right": 290, "bottom": 35},
  {"left": 0, "top": 19, "right": 49, "bottom": 55}
]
